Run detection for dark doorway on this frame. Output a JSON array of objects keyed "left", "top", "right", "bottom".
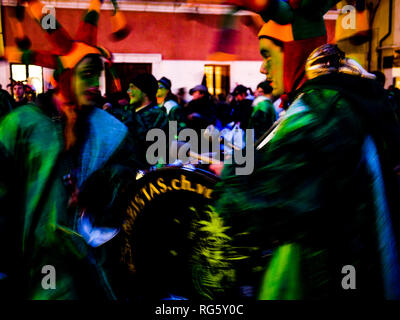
[{"left": 106, "top": 63, "right": 152, "bottom": 95}]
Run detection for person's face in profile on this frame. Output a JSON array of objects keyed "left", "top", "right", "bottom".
[
  {"left": 127, "top": 83, "right": 145, "bottom": 106},
  {"left": 156, "top": 83, "right": 168, "bottom": 99},
  {"left": 259, "top": 38, "right": 284, "bottom": 97}
]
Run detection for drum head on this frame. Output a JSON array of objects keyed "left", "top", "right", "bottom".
[{"left": 119, "top": 166, "right": 219, "bottom": 299}]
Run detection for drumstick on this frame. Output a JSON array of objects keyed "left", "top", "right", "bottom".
[
  {"left": 255, "top": 119, "right": 282, "bottom": 151},
  {"left": 170, "top": 140, "right": 223, "bottom": 165},
  {"left": 222, "top": 138, "right": 242, "bottom": 151},
  {"left": 190, "top": 151, "right": 223, "bottom": 165}
]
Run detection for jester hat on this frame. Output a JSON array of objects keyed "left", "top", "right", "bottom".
[
  {"left": 5, "top": 0, "right": 130, "bottom": 104},
  {"left": 256, "top": 0, "right": 341, "bottom": 96}
]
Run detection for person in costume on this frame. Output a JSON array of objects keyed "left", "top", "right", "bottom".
[
  {"left": 157, "top": 77, "right": 187, "bottom": 132},
  {"left": 230, "top": 85, "right": 253, "bottom": 130},
  {"left": 248, "top": 81, "right": 277, "bottom": 140},
  {"left": 124, "top": 73, "right": 169, "bottom": 166},
  {"left": 184, "top": 84, "right": 217, "bottom": 135},
  {"left": 211, "top": 0, "right": 400, "bottom": 299},
  {"left": 0, "top": 0, "right": 139, "bottom": 299},
  {"left": 156, "top": 77, "right": 178, "bottom": 115}
]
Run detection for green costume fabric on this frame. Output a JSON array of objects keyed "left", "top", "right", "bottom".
[
  {"left": 214, "top": 73, "right": 400, "bottom": 299},
  {"left": 0, "top": 103, "right": 139, "bottom": 299},
  {"left": 125, "top": 102, "right": 168, "bottom": 166},
  {"left": 168, "top": 104, "right": 187, "bottom": 132},
  {"left": 111, "top": 104, "right": 133, "bottom": 123},
  {"left": 248, "top": 97, "right": 277, "bottom": 140}
]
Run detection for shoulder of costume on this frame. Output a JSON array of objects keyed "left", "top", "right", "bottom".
[
  {"left": 76, "top": 107, "right": 129, "bottom": 187},
  {"left": 1, "top": 103, "right": 52, "bottom": 126},
  {"left": 88, "top": 107, "right": 128, "bottom": 137},
  {"left": 148, "top": 103, "right": 167, "bottom": 114}
]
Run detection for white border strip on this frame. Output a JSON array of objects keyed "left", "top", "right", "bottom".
[
  {"left": 3, "top": 0, "right": 247, "bottom": 15},
  {"left": 2, "top": 0, "right": 338, "bottom": 18},
  {"left": 112, "top": 53, "right": 162, "bottom": 64}
]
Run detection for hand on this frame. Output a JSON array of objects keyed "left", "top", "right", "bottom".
[{"left": 209, "top": 162, "right": 225, "bottom": 177}]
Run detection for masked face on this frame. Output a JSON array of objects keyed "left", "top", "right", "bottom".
[
  {"left": 72, "top": 55, "right": 102, "bottom": 109},
  {"left": 127, "top": 83, "right": 145, "bottom": 106},
  {"left": 156, "top": 83, "right": 168, "bottom": 99},
  {"left": 259, "top": 38, "right": 284, "bottom": 97}
]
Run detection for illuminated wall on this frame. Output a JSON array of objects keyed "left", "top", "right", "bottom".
[{"left": 0, "top": 1, "right": 336, "bottom": 95}]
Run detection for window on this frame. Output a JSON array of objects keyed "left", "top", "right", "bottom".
[
  {"left": 395, "top": 77, "right": 400, "bottom": 90},
  {"left": 10, "top": 64, "right": 44, "bottom": 94},
  {"left": 204, "top": 65, "right": 230, "bottom": 97}
]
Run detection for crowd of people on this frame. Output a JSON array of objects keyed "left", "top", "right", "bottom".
[
  {"left": 2, "top": 0, "right": 400, "bottom": 301},
  {"left": 0, "top": 75, "right": 287, "bottom": 168},
  {"left": 3, "top": 74, "right": 400, "bottom": 156},
  {"left": 100, "top": 77, "right": 282, "bottom": 155}
]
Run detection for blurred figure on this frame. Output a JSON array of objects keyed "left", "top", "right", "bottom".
[
  {"left": 184, "top": 84, "right": 217, "bottom": 134},
  {"left": 215, "top": 93, "right": 234, "bottom": 128},
  {"left": 125, "top": 73, "right": 168, "bottom": 165},
  {"left": 230, "top": 85, "right": 253, "bottom": 130},
  {"left": 0, "top": 0, "right": 139, "bottom": 300},
  {"left": 371, "top": 71, "right": 400, "bottom": 123},
  {"left": 214, "top": 0, "right": 400, "bottom": 301},
  {"left": 248, "top": 81, "right": 277, "bottom": 140},
  {"left": 0, "top": 55, "right": 141, "bottom": 300},
  {"left": 176, "top": 87, "right": 187, "bottom": 107},
  {"left": 388, "top": 86, "right": 400, "bottom": 120},
  {"left": 157, "top": 77, "right": 186, "bottom": 132},
  {"left": 0, "top": 85, "right": 14, "bottom": 119},
  {"left": 156, "top": 77, "right": 178, "bottom": 114},
  {"left": 24, "top": 84, "right": 36, "bottom": 103}
]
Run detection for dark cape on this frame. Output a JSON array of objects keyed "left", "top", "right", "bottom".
[{"left": 213, "top": 73, "right": 400, "bottom": 299}]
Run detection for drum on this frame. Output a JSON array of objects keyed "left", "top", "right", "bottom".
[{"left": 106, "top": 165, "right": 221, "bottom": 300}]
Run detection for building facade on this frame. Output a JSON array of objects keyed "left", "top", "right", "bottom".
[{"left": 0, "top": 0, "right": 345, "bottom": 99}]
